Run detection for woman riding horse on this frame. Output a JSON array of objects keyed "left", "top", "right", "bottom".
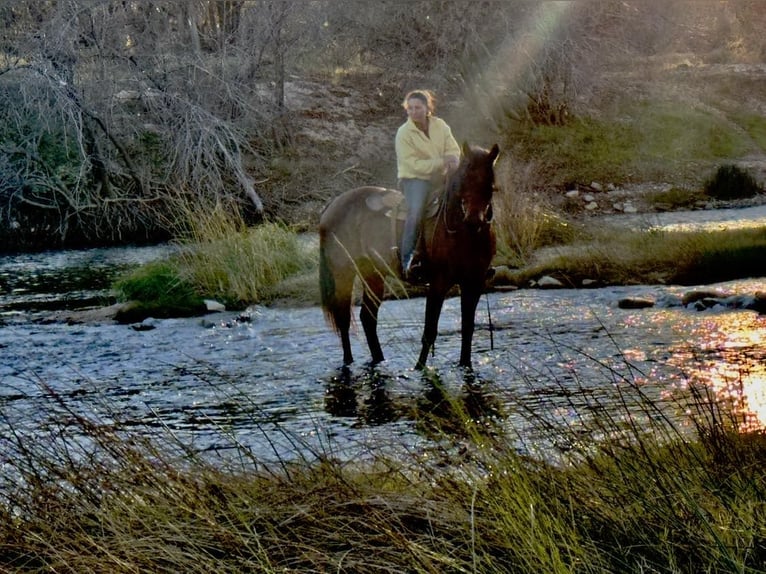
[{"left": 319, "top": 142, "right": 500, "bottom": 369}]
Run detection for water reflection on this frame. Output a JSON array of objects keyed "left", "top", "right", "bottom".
[
  {"left": 324, "top": 365, "right": 400, "bottom": 426},
  {"left": 323, "top": 365, "right": 506, "bottom": 437},
  {"left": 665, "top": 310, "right": 766, "bottom": 431}
]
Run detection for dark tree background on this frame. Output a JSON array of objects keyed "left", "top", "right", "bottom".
[{"left": 0, "top": 0, "right": 762, "bottom": 251}]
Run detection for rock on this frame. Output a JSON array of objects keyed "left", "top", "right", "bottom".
[
  {"left": 583, "top": 193, "right": 596, "bottom": 202},
  {"left": 618, "top": 297, "right": 655, "bottom": 309},
  {"left": 655, "top": 293, "right": 684, "bottom": 308},
  {"left": 537, "top": 275, "right": 564, "bottom": 289},
  {"left": 131, "top": 319, "right": 157, "bottom": 331},
  {"left": 204, "top": 299, "right": 226, "bottom": 312},
  {"left": 565, "top": 189, "right": 579, "bottom": 198},
  {"left": 682, "top": 290, "right": 729, "bottom": 306},
  {"left": 612, "top": 202, "right": 624, "bottom": 211},
  {"left": 490, "top": 265, "right": 517, "bottom": 285},
  {"left": 749, "top": 292, "right": 766, "bottom": 314},
  {"left": 585, "top": 201, "right": 599, "bottom": 210},
  {"left": 581, "top": 279, "right": 598, "bottom": 287},
  {"left": 590, "top": 181, "right": 603, "bottom": 192},
  {"left": 623, "top": 203, "right": 638, "bottom": 214}
]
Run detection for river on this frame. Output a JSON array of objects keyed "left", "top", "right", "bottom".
[{"left": 1, "top": 207, "right": 765, "bottom": 465}]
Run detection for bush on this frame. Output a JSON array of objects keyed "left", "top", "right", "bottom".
[
  {"left": 704, "top": 164, "right": 762, "bottom": 200},
  {"left": 113, "top": 261, "right": 207, "bottom": 321}
]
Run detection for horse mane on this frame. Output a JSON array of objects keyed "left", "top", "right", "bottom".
[{"left": 440, "top": 146, "right": 476, "bottom": 231}]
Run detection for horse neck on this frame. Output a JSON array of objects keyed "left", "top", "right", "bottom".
[{"left": 429, "top": 171, "right": 464, "bottom": 244}]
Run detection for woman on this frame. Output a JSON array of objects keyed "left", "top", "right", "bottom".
[{"left": 395, "top": 89, "right": 460, "bottom": 282}]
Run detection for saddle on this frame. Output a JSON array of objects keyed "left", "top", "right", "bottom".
[
  {"left": 364, "top": 185, "right": 443, "bottom": 283},
  {"left": 363, "top": 183, "right": 442, "bottom": 221}
]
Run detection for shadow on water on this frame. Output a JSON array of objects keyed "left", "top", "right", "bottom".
[
  {"left": 324, "top": 365, "right": 401, "bottom": 426},
  {"left": 323, "top": 364, "right": 506, "bottom": 439}
]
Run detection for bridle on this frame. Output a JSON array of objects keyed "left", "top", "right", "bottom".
[{"left": 439, "top": 161, "right": 493, "bottom": 235}]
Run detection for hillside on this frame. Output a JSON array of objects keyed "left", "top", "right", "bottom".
[
  {"left": 276, "top": 54, "right": 766, "bottom": 227},
  {"left": 2, "top": 1, "right": 766, "bottom": 249}
]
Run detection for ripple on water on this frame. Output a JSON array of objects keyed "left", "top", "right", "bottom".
[{"left": 2, "top": 275, "right": 766, "bottom": 463}]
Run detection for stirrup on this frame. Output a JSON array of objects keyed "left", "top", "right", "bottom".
[{"left": 403, "top": 258, "right": 427, "bottom": 284}]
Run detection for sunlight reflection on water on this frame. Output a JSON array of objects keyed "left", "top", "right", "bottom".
[
  {"left": 664, "top": 310, "right": 766, "bottom": 432},
  {"left": 2, "top": 249, "right": 766, "bottom": 462}
]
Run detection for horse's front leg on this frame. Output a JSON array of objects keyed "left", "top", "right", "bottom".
[
  {"left": 459, "top": 282, "right": 484, "bottom": 368},
  {"left": 360, "top": 274, "right": 385, "bottom": 364},
  {"left": 416, "top": 287, "right": 447, "bottom": 370}
]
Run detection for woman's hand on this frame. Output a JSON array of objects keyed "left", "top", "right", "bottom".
[{"left": 444, "top": 155, "right": 459, "bottom": 172}]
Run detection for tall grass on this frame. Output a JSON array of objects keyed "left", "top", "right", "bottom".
[
  {"left": 496, "top": 225, "right": 766, "bottom": 288},
  {"left": 175, "top": 221, "right": 317, "bottom": 306},
  {"left": 2, "top": 361, "right": 764, "bottom": 573},
  {"left": 118, "top": 200, "right": 318, "bottom": 309},
  {"left": 492, "top": 159, "right": 579, "bottom": 267}
]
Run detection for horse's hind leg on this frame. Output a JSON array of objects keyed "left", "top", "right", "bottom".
[
  {"left": 332, "top": 282, "right": 354, "bottom": 365},
  {"left": 360, "top": 274, "right": 385, "bottom": 364}
]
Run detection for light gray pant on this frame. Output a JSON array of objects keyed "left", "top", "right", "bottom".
[{"left": 400, "top": 178, "right": 431, "bottom": 266}]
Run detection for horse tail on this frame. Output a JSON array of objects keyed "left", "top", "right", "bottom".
[{"left": 319, "top": 231, "right": 340, "bottom": 333}]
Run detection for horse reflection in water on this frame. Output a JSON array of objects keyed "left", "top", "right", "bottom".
[
  {"left": 319, "top": 143, "right": 500, "bottom": 369},
  {"left": 324, "top": 366, "right": 504, "bottom": 434}
]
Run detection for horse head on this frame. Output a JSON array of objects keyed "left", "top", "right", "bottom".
[{"left": 447, "top": 142, "right": 499, "bottom": 231}]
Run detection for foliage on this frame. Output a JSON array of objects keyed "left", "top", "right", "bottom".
[
  {"left": 1, "top": 362, "right": 764, "bottom": 572},
  {"left": 495, "top": 226, "right": 766, "bottom": 288},
  {"left": 175, "top": 218, "right": 317, "bottom": 307},
  {"left": 505, "top": 99, "right": 762, "bottom": 189},
  {"left": 112, "top": 260, "right": 206, "bottom": 321},
  {"left": 704, "top": 164, "right": 763, "bottom": 200},
  {"left": 492, "top": 160, "right": 580, "bottom": 267}
]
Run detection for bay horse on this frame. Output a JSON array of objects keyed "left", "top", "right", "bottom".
[{"left": 319, "top": 142, "right": 499, "bottom": 369}]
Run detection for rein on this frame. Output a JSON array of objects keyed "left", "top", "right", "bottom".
[{"left": 439, "top": 168, "right": 464, "bottom": 235}]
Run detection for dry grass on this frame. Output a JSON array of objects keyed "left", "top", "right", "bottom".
[{"left": 1, "top": 368, "right": 764, "bottom": 573}]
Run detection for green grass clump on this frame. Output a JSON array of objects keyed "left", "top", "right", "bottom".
[
  {"left": 497, "top": 226, "right": 766, "bottom": 288},
  {"left": 704, "top": 164, "right": 762, "bottom": 200},
  {"left": 112, "top": 221, "right": 318, "bottom": 314},
  {"left": 113, "top": 260, "right": 206, "bottom": 320},
  {"left": 176, "top": 222, "right": 317, "bottom": 307}
]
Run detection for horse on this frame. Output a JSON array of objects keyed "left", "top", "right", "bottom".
[{"left": 319, "top": 142, "right": 499, "bottom": 369}]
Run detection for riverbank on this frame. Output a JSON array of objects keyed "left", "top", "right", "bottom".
[{"left": 3, "top": 199, "right": 765, "bottom": 327}]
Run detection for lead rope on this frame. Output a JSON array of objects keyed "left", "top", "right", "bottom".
[{"left": 485, "top": 292, "right": 495, "bottom": 351}]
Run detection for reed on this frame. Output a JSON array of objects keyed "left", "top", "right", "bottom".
[
  {"left": 175, "top": 221, "right": 317, "bottom": 306},
  {"left": 1, "top": 361, "right": 763, "bottom": 573}
]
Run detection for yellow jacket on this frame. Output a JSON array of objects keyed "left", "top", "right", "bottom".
[{"left": 395, "top": 116, "right": 460, "bottom": 180}]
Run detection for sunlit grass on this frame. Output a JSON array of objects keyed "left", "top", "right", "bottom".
[
  {"left": 507, "top": 99, "right": 765, "bottom": 188},
  {"left": 175, "top": 222, "right": 317, "bottom": 307}
]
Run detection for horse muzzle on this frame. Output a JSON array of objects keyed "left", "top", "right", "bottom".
[{"left": 461, "top": 201, "right": 493, "bottom": 230}]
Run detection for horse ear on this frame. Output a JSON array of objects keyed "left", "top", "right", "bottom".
[{"left": 489, "top": 143, "right": 500, "bottom": 163}]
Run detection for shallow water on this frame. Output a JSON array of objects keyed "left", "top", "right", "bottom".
[
  {"left": 1, "top": 215, "right": 765, "bottom": 464},
  {"left": 1, "top": 276, "right": 764, "bottom": 464}
]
